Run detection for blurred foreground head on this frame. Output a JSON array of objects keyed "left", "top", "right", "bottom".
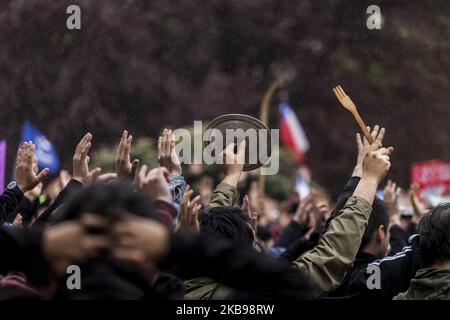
[
  {"left": 53, "top": 181, "right": 156, "bottom": 223},
  {"left": 199, "top": 207, "right": 255, "bottom": 248},
  {"left": 48, "top": 181, "right": 160, "bottom": 299}
]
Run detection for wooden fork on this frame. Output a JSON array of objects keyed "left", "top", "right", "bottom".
[{"left": 332, "top": 85, "right": 375, "bottom": 144}]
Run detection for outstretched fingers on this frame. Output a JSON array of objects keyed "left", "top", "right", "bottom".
[
  {"left": 75, "top": 133, "right": 92, "bottom": 159},
  {"left": 131, "top": 159, "right": 140, "bottom": 178}
]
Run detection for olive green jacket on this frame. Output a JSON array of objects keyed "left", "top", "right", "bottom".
[
  {"left": 206, "top": 182, "right": 239, "bottom": 210},
  {"left": 184, "top": 183, "right": 239, "bottom": 300},
  {"left": 292, "top": 195, "right": 372, "bottom": 298},
  {"left": 394, "top": 268, "right": 450, "bottom": 300},
  {"left": 186, "top": 182, "right": 372, "bottom": 300},
  {"left": 184, "top": 277, "right": 235, "bottom": 300}
]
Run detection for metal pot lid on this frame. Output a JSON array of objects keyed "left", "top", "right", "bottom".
[{"left": 204, "top": 114, "right": 272, "bottom": 171}]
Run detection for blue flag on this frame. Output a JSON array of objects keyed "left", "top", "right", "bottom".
[{"left": 21, "top": 120, "right": 60, "bottom": 174}]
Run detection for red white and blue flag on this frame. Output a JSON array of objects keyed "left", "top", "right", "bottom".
[{"left": 279, "top": 100, "right": 310, "bottom": 162}]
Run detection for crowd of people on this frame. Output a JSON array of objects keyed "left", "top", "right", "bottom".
[{"left": 0, "top": 124, "right": 449, "bottom": 300}]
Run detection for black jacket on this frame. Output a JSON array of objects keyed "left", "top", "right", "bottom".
[
  {"left": 389, "top": 224, "right": 410, "bottom": 254},
  {"left": 327, "top": 251, "right": 378, "bottom": 299},
  {"left": 0, "top": 226, "right": 49, "bottom": 290},
  {"left": 279, "top": 229, "right": 322, "bottom": 263},
  {"left": 326, "top": 234, "right": 423, "bottom": 299},
  {"left": 275, "top": 220, "right": 309, "bottom": 248},
  {"left": 322, "top": 176, "right": 424, "bottom": 299},
  {"left": 389, "top": 223, "right": 418, "bottom": 254},
  {"left": 0, "top": 188, "right": 24, "bottom": 225},
  {"left": 9, "top": 196, "right": 39, "bottom": 226},
  {"left": 32, "top": 179, "right": 83, "bottom": 227}
]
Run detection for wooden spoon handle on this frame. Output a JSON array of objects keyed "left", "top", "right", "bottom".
[{"left": 351, "top": 109, "right": 375, "bottom": 144}]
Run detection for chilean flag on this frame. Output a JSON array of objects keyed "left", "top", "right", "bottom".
[{"left": 279, "top": 100, "right": 310, "bottom": 162}]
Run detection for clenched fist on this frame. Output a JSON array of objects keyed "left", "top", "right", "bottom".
[{"left": 362, "top": 142, "right": 394, "bottom": 185}]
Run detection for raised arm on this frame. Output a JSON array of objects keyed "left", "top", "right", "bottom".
[
  {"left": 207, "top": 140, "right": 245, "bottom": 210},
  {"left": 33, "top": 133, "right": 106, "bottom": 226},
  {"left": 137, "top": 166, "right": 177, "bottom": 230},
  {"left": 351, "top": 125, "right": 385, "bottom": 178},
  {"left": 1, "top": 142, "right": 48, "bottom": 224},
  {"left": 116, "top": 130, "right": 140, "bottom": 180},
  {"left": 293, "top": 141, "right": 394, "bottom": 298},
  {"left": 158, "top": 128, "right": 186, "bottom": 210}
]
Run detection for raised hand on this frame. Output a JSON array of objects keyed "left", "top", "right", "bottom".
[
  {"left": 198, "top": 176, "right": 214, "bottom": 207},
  {"left": 158, "top": 128, "right": 182, "bottom": 176},
  {"left": 241, "top": 194, "right": 258, "bottom": 232},
  {"left": 409, "top": 182, "right": 428, "bottom": 224},
  {"left": 16, "top": 142, "right": 49, "bottom": 192},
  {"left": 72, "top": 133, "right": 102, "bottom": 184},
  {"left": 354, "top": 141, "right": 394, "bottom": 204},
  {"left": 116, "top": 130, "right": 139, "bottom": 179},
  {"left": 220, "top": 140, "right": 246, "bottom": 187},
  {"left": 362, "top": 142, "right": 393, "bottom": 183},
  {"left": 177, "top": 185, "right": 201, "bottom": 233},
  {"left": 138, "top": 165, "right": 171, "bottom": 203},
  {"left": 353, "top": 125, "right": 385, "bottom": 177},
  {"left": 294, "top": 193, "right": 313, "bottom": 224},
  {"left": 384, "top": 179, "right": 401, "bottom": 224}
]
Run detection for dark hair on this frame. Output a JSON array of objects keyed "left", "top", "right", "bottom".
[
  {"left": 360, "top": 198, "right": 389, "bottom": 249},
  {"left": 51, "top": 181, "right": 156, "bottom": 223},
  {"left": 39, "top": 182, "right": 159, "bottom": 298},
  {"left": 418, "top": 203, "right": 450, "bottom": 267},
  {"left": 199, "top": 206, "right": 254, "bottom": 246},
  {"left": 326, "top": 195, "right": 389, "bottom": 249},
  {"left": 256, "top": 225, "right": 273, "bottom": 242}
]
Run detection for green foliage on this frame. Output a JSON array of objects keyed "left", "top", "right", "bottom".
[{"left": 265, "top": 174, "right": 293, "bottom": 202}]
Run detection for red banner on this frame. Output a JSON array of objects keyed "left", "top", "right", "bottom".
[{"left": 411, "top": 160, "right": 450, "bottom": 190}]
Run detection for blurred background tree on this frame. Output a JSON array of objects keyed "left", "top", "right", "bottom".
[
  {"left": 92, "top": 137, "right": 159, "bottom": 173},
  {"left": 0, "top": 0, "right": 449, "bottom": 197}
]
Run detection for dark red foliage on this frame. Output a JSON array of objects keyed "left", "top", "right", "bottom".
[{"left": 0, "top": 0, "right": 449, "bottom": 196}]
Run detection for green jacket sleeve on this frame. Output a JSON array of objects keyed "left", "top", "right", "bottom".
[
  {"left": 292, "top": 195, "right": 372, "bottom": 298},
  {"left": 206, "top": 182, "right": 238, "bottom": 210}
]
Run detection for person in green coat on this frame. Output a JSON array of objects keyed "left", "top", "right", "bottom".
[
  {"left": 186, "top": 138, "right": 394, "bottom": 299},
  {"left": 394, "top": 203, "right": 450, "bottom": 300}
]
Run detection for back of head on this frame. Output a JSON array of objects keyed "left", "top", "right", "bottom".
[
  {"left": 199, "top": 206, "right": 254, "bottom": 246},
  {"left": 326, "top": 195, "right": 389, "bottom": 251},
  {"left": 52, "top": 181, "right": 156, "bottom": 223},
  {"left": 360, "top": 197, "right": 389, "bottom": 250},
  {"left": 418, "top": 203, "right": 450, "bottom": 267}
]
